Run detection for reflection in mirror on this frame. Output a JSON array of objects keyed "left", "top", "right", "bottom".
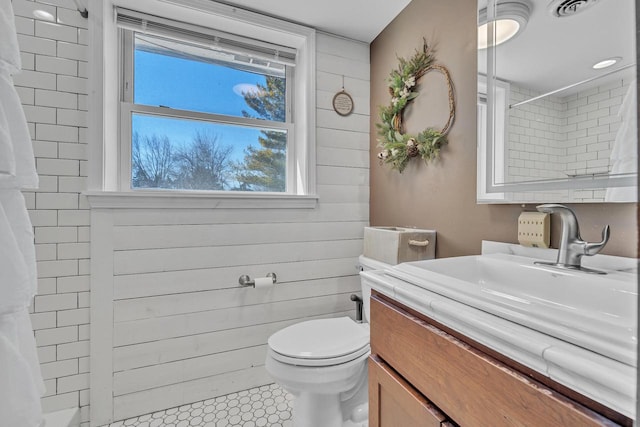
[{"left": 478, "top": 0, "right": 637, "bottom": 203}]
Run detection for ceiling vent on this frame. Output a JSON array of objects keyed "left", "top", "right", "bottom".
[{"left": 548, "top": 0, "right": 599, "bottom": 17}]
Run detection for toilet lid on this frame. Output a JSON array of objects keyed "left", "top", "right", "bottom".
[{"left": 268, "top": 317, "right": 370, "bottom": 362}]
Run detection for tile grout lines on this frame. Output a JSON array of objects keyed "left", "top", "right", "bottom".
[{"left": 108, "top": 384, "right": 294, "bottom": 427}]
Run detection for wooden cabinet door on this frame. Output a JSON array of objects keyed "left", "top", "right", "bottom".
[
  {"left": 370, "top": 295, "right": 622, "bottom": 427},
  {"left": 369, "top": 355, "right": 450, "bottom": 427}
]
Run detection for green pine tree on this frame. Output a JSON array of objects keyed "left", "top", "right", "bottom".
[{"left": 235, "top": 76, "right": 287, "bottom": 192}]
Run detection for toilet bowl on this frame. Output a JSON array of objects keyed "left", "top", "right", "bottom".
[
  {"left": 266, "top": 318, "right": 370, "bottom": 427},
  {"left": 265, "top": 256, "right": 389, "bottom": 427}
]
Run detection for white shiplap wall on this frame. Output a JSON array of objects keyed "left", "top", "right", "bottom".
[{"left": 89, "top": 33, "right": 370, "bottom": 425}]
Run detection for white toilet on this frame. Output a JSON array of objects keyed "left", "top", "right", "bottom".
[{"left": 265, "top": 256, "right": 390, "bottom": 427}]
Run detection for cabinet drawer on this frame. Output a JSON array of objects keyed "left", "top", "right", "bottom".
[
  {"left": 370, "top": 295, "right": 620, "bottom": 427},
  {"left": 369, "top": 355, "right": 450, "bottom": 427}
]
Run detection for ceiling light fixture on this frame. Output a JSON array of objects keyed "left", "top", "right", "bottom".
[
  {"left": 478, "top": 1, "right": 531, "bottom": 50},
  {"left": 592, "top": 57, "right": 621, "bottom": 70}
]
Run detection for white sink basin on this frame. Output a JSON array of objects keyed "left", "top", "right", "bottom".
[{"left": 386, "top": 253, "right": 638, "bottom": 366}]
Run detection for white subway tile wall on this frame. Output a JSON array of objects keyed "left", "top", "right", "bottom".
[
  {"left": 507, "top": 85, "right": 566, "bottom": 183},
  {"left": 13, "top": 0, "right": 90, "bottom": 425},
  {"left": 507, "top": 78, "right": 630, "bottom": 202}
]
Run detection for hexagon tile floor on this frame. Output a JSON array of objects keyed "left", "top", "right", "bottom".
[{"left": 108, "top": 384, "right": 293, "bottom": 427}]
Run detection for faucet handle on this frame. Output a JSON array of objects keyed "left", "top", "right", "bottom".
[
  {"left": 584, "top": 225, "right": 610, "bottom": 256},
  {"left": 536, "top": 203, "right": 574, "bottom": 215}
]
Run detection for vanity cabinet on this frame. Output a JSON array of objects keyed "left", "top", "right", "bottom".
[
  {"left": 369, "top": 355, "right": 453, "bottom": 426},
  {"left": 369, "top": 293, "right": 628, "bottom": 427}
]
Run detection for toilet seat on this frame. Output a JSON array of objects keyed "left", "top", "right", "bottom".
[
  {"left": 268, "top": 317, "right": 370, "bottom": 367},
  {"left": 269, "top": 344, "right": 370, "bottom": 367}
]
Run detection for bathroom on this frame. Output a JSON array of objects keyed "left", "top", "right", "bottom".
[{"left": 0, "top": 0, "right": 636, "bottom": 426}]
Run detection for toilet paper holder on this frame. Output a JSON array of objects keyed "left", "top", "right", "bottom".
[{"left": 238, "top": 272, "right": 277, "bottom": 287}]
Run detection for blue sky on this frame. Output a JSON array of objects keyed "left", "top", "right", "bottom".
[{"left": 133, "top": 49, "right": 280, "bottom": 162}]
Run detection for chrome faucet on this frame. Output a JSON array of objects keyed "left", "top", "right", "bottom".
[{"left": 535, "top": 204, "right": 610, "bottom": 274}]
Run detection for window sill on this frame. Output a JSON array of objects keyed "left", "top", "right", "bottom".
[{"left": 84, "top": 190, "right": 318, "bottom": 209}]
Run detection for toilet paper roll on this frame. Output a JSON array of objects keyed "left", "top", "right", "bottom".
[{"left": 254, "top": 277, "right": 273, "bottom": 289}]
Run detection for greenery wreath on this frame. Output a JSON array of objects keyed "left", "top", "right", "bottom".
[{"left": 376, "top": 39, "right": 456, "bottom": 172}]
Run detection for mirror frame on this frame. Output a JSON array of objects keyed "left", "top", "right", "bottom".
[{"left": 480, "top": 0, "right": 637, "bottom": 200}]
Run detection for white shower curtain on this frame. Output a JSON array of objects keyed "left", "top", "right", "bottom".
[{"left": 0, "top": 0, "right": 45, "bottom": 425}]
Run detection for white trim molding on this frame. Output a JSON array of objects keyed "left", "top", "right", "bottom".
[{"left": 84, "top": 191, "right": 318, "bottom": 209}]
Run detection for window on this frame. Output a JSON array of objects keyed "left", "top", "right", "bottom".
[
  {"left": 89, "top": 0, "right": 317, "bottom": 203},
  {"left": 118, "top": 9, "right": 295, "bottom": 192}
]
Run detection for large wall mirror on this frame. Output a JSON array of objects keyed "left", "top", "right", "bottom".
[{"left": 478, "top": 0, "right": 637, "bottom": 203}]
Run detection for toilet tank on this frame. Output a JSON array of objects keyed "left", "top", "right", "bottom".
[
  {"left": 358, "top": 255, "right": 392, "bottom": 323},
  {"left": 359, "top": 228, "right": 437, "bottom": 322},
  {"left": 364, "top": 227, "right": 436, "bottom": 265}
]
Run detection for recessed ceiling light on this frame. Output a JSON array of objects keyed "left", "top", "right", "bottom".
[
  {"left": 478, "top": 1, "right": 531, "bottom": 50},
  {"left": 592, "top": 57, "right": 621, "bottom": 70},
  {"left": 478, "top": 19, "right": 521, "bottom": 49},
  {"left": 32, "top": 9, "right": 55, "bottom": 21}
]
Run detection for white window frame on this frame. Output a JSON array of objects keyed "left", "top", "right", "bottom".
[
  {"left": 88, "top": 0, "right": 318, "bottom": 209},
  {"left": 119, "top": 25, "right": 294, "bottom": 192},
  {"left": 477, "top": 75, "right": 507, "bottom": 203}
]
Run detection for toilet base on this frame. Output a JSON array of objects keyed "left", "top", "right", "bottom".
[
  {"left": 292, "top": 392, "right": 342, "bottom": 427},
  {"left": 290, "top": 390, "right": 368, "bottom": 427},
  {"left": 287, "top": 361, "right": 369, "bottom": 427}
]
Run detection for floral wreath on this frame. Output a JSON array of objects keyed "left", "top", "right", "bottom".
[{"left": 376, "top": 39, "right": 456, "bottom": 172}]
